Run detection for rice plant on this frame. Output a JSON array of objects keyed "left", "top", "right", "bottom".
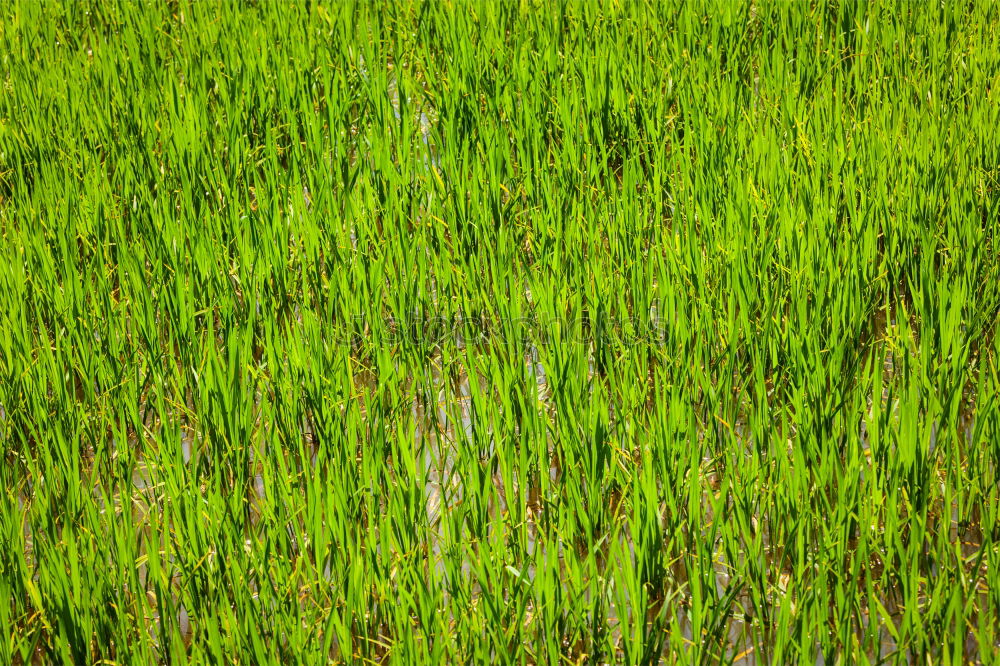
[{"left": 1, "top": 0, "right": 998, "bottom": 663}]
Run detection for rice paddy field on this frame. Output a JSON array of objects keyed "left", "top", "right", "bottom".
[{"left": 2, "top": 0, "right": 1000, "bottom": 663}]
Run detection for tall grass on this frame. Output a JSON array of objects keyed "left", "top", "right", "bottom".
[{"left": 1, "top": 0, "right": 998, "bottom": 663}]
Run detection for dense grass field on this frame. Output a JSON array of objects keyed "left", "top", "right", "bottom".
[{"left": 1, "top": 0, "right": 999, "bottom": 663}]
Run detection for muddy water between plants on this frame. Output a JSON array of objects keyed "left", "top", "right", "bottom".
[
  {"left": 107, "top": 344, "right": 979, "bottom": 663},
  {"left": 9, "top": 359, "right": 982, "bottom": 664}
]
